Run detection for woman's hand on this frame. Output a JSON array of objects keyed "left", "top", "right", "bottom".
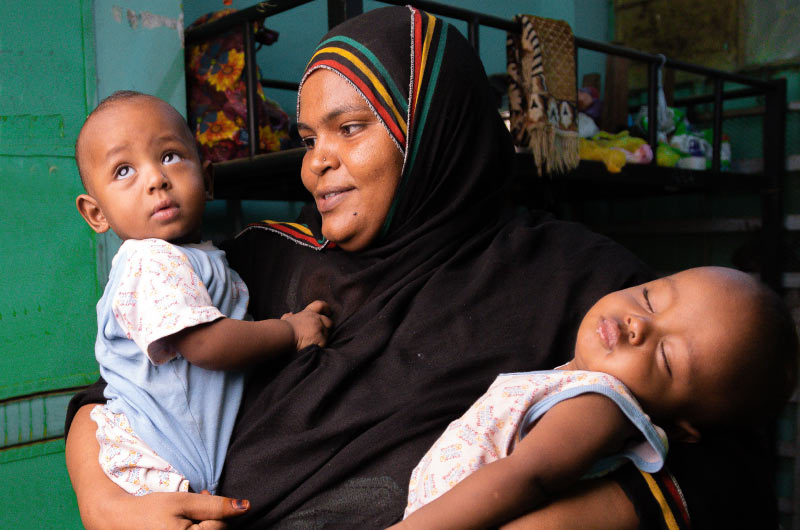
[{"left": 65, "top": 404, "right": 250, "bottom": 529}]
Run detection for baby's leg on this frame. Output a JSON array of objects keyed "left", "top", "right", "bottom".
[{"left": 90, "top": 405, "right": 190, "bottom": 496}]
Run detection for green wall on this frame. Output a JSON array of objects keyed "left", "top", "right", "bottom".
[
  {"left": 0, "top": 0, "right": 97, "bottom": 526},
  {"left": 0, "top": 0, "right": 185, "bottom": 526}
]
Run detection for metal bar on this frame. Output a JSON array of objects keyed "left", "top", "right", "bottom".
[
  {"left": 673, "top": 87, "right": 763, "bottom": 107},
  {"left": 242, "top": 21, "right": 259, "bottom": 158},
  {"left": 647, "top": 61, "right": 658, "bottom": 161},
  {"left": 467, "top": 17, "right": 480, "bottom": 52},
  {"left": 185, "top": 0, "right": 316, "bottom": 44},
  {"left": 261, "top": 79, "right": 300, "bottom": 91},
  {"left": 379, "top": 0, "right": 515, "bottom": 33},
  {"left": 328, "top": 0, "right": 363, "bottom": 30},
  {"left": 760, "top": 78, "right": 787, "bottom": 293},
  {"left": 711, "top": 78, "right": 724, "bottom": 173}
]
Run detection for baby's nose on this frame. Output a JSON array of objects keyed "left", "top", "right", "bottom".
[{"left": 625, "top": 314, "right": 649, "bottom": 345}]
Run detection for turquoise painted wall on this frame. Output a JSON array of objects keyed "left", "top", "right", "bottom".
[{"left": 92, "top": 0, "right": 188, "bottom": 279}]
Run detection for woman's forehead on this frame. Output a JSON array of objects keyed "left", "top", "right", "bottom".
[{"left": 298, "top": 70, "right": 367, "bottom": 121}]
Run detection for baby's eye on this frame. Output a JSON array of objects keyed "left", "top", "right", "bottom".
[
  {"left": 660, "top": 342, "right": 672, "bottom": 377},
  {"left": 115, "top": 165, "right": 135, "bottom": 180},
  {"left": 643, "top": 287, "right": 654, "bottom": 312},
  {"left": 162, "top": 152, "right": 182, "bottom": 165},
  {"left": 301, "top": 137, "right": 316, "bottom": 150}
]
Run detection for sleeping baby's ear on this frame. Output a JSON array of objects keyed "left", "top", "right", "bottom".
[
  {"left": 668, "top": 419, "right": 702, "bottom": 443},
  {"left": 76, "top": 194, "right": 111, "bottom": 234}
]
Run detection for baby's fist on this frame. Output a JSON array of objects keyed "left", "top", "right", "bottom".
[{"left": 281, "top": 300, "right": 333, "bottom": 350}]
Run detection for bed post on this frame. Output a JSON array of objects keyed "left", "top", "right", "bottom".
[{"left": 328, "top": 0, "right": 363, "bottom": 28}]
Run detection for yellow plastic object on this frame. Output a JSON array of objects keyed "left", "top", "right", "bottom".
[
  {"left": 579, "top": 137, "right": 627, "bottom": 173},
  {"left": 592, "top": 130, "right": 647, "bottom": 152},
  {"left": 656, "top": 143, "right": 682, "bottom": 167}
]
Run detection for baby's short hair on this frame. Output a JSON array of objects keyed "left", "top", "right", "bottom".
[
  {"left": 704, "top": 278, "right": 799, "bottom": 431},
  {"left": 74, "top": 91, "right": 197, "bottom": 190}
]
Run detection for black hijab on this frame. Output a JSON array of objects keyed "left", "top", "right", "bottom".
[{"left": 218, "top": 6, "right": 652, "bottom": 527}]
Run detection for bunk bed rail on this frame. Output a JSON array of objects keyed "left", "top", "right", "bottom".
[{"left": 182, "top": 0, "right": 787, "bottom": 289}]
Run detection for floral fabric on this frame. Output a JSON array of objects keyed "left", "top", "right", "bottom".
[
  {"left": 92, "top": 404, "right": 190, "bottom": 495},
  {"left": 186, "top": 9, "right": 292, "bottom": 162}
]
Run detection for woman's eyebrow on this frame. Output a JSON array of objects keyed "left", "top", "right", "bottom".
[{"left": 297, "top": 103, "right": 371, "bottom": 130}]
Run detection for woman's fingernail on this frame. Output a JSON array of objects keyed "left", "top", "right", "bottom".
[{"left": 232, "top": 498, "right": 250, "bottom": 511}]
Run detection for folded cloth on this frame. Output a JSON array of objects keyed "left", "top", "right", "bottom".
[{"left": 507, "top": 15, "right": 579, "bottom": 175}]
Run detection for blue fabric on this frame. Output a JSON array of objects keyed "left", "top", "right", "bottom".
[
  {"left": 515, "top": 369, "right": 668, "bottom": 477},
  {"left": 95, "top": 240, "right": 248, "bottom": 494}
]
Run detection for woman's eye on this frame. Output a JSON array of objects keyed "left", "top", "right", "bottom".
[
  {"left": 341, "top": 123, "right": 363, "bottom": 136},
  {"left": 643, "top": 287, "right": 654, "bottom": 312},
  {"left": 115, "top": 165, "right": 134, "bottom": 180},
  {"left": 162, "top": 152, "right": 182, "bottom": 165},
  {"left": 301, "top": 137, "right": 316, "bottom": 150}
]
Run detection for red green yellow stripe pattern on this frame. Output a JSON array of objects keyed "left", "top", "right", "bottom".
[
  {"left": 638, "top": 469, "right": 692, "bottom": 529},
  {"left": 241, "top": 220, "right": 333, "bottom": 250}
]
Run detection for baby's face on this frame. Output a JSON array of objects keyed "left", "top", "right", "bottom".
[
  {"left": 573, "top": 267, "right": 760, "bottom": 428},
  {"left": 77, "top": 96, "right": 210, "bottom": 243}
]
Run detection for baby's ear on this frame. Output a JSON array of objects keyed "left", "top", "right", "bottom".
[
  {"left": 202, "top": 160, "right": 214, "bottom": 201},
  {"left": 76, "top": 194, "right": 110, "bottom": 234},
  {"left": 668, "top": 419, "right": 702, "bottom": 443}
]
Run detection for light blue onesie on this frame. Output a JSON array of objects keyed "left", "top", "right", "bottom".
[{"left": 95, "top": 238, "right": 248, "bottom": 494}]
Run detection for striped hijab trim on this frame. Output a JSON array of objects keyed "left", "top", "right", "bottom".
[
  {"left": 238, "top": 220, "right": 333, "bottom": 250},
  {"left": 406, "top": 8, "right": 446, "bottom": 171},
  {"left": 381, "top": 8, "right": 447, "bottom": 235},
  {"left": 305, "top": 42, "right": 409, "bottom": 148},
  {"left": 638, "top": 469, "right": 691, "bottom": 529},
  {"left": 315, "top": 36, "right": 408, "bottom": 114}
]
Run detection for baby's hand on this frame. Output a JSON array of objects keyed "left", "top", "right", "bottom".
[{"left": 281, "top": 300, "right": 333, "bottom": 350}]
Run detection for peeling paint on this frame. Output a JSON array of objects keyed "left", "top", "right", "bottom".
[
  {"left": 126, "top": 9, "right": 138, "bottom": 29},
  {"left": 111, "top": 5, "right": 184, "bottom": 44}
]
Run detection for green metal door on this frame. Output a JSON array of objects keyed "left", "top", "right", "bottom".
[{"left": 0, "top": 1, "right": 99, "bottom": 527}]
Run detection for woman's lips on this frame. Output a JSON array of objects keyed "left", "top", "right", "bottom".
[
  {"left": 316, "top": 188, "right": 353, "bottom": 213},
  {"left": 597, "top": 317, "right": 619, "bottom": 350}
]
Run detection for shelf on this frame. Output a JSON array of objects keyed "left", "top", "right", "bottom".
[
  {"left": 213, "top": 148, "right": 772, "bottom": 202},
  {"left": 212, "top": 147, "right": 309, "bottom": 201},
  {"left": 514, "top": 156, "right": 770, "bottom": 198}
]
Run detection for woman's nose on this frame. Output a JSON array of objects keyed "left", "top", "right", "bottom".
[
  {"left": 307, "top": 143, "right": 338, "bottom": 175},
  {"left": 625, "top": 314, "right": 649, "bottom": 345}
]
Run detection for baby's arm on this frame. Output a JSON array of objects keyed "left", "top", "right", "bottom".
[
  {"left": 166, "top": 300, "right": 332, "bottom": 371},
  {"left": 393, "top": 393, "right": 636, "bottom": 530}
]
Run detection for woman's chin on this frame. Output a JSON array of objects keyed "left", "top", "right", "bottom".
[{"left": 322, "top": 225, "right": 368, "bottom": 252}]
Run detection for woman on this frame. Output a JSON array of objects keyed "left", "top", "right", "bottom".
[{"left": 66, "top": 6, "right": 777, "bottom": 528}]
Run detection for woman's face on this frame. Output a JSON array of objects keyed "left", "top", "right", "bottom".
[{"left": 298, "top": 69, "right": 404, "bottom": 251}]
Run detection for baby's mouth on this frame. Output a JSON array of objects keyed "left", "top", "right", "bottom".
[
  {"left": 152, "top": 199, "right": 179, "bottom": 221},
  {"left": 597, "top": 318, "right": 619, "bottom": 350}
]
